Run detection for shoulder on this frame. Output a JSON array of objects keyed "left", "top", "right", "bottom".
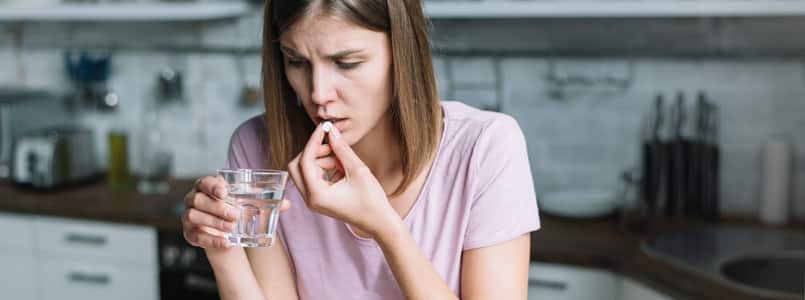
[
  {"left": 231, "top": 114, "right": 266, "bottom": 142},
  {"left": 227, "top": 114, "right": 267, "bottom": 169},
  {"left": 441, "top": 101, "right": 524, "bottom": 146}
]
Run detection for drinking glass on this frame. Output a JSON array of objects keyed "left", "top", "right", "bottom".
[{"left": 218, "top": 168, "right": 288, "bottom": 247}]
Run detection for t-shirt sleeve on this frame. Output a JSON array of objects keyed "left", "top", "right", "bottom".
[{"left": 463, "top": 114, "right": 540, "bottom": 251}]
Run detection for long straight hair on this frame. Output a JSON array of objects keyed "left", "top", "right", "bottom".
[{"left": 262, "top": 0, "right": 441, "bottom": 197}]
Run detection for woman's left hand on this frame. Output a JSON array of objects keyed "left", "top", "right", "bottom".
[{"left": 287, "top": 122, "right": 399, "bottom": 239}]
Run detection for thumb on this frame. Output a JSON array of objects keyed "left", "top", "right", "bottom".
[
  {"left": 328, "top": 126, "right": 366, "bottom": 174},
  {"left": 279, "top": 199, "right": 292, "bottom": 212}
]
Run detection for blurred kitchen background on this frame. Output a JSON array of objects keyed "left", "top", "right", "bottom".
[{"left": 1, "top": 0, "right": 804, "bottom": 300}]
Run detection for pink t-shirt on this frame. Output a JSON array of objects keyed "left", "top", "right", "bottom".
[{"left": 227, "top": 101, "right": 540, "bottom": 299}]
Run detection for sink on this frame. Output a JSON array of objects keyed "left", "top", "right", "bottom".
[
  {"left": 719, "top": 254, "right": 805, "bottom": 298},
  {"left": 643, "top": 226, "right": 805, "bottom": 300}
]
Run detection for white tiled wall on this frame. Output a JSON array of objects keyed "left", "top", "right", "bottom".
[{"left": 2, "top": 19, "right": 804, "bottom": 220}]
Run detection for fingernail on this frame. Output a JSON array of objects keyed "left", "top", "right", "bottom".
[
  {"left": 330, "top": 126, "right": 341, "bottom": 139},
  {"left": 214, "top": 187, "right": 225, "bottom": 198}
]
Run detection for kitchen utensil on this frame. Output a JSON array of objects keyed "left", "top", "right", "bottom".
[
  {"left": 12, "top": 126, "right": 99, "bottom": 189},
  {"left": 640, "top": 93, "right": 665, "bottom": 217},
  {"left": 700, "top": 99, "right": 720, "bottom": 220},
  {"left": 0, "top": 89, "right": 70, "bottom": 181},
  {"left": 665, "top": 91, "right": 689, "bottom": 217}
]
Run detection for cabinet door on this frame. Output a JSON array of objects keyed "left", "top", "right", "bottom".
[
  {"left": 528, "top": 262, "right": 618, "bottom": 300},
  {"left": 35, "top": 216, "right": 157, "bottom": 266},
  {"left": 38, "top": 257, "right": 158, "bottom": 300},
  {"left": 0, "top": 253, "right": 37, "bottom": 300},
  {"left": 0, "top": 212, "right": 35, "bottom": 253},
  {"left": 620, "top": 277, "right": 674, "bottom": 300}
]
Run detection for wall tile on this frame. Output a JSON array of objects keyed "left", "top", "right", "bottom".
[{"left": 449, "top": 57, "right": 497, "bottom": 86}]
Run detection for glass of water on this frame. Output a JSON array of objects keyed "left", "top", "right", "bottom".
[{"left": 218, "top": 168, "right": 288, "bottom": 247}]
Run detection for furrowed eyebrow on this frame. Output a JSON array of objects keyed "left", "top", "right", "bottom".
[{"left": 279, "top": 45, "right": 363, "bottom": 60}]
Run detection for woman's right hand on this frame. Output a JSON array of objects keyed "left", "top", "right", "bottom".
[{"left": 182, "top": 175, "right": 291, "bottom": 248}]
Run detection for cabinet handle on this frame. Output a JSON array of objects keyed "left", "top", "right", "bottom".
[
  {"left": 67, "top": 271, "right": 111, "bottom": 285},
  {"left": 529, "top": 278, "right": 568, "bottom": 291},
  {"left": 184, "top": 273, "right": 218, "bottom": 292},
  {"left": 65, "top": 232, "right": 107, "bottom": 246}
]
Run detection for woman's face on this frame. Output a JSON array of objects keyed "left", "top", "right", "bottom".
[{"left": 279, "top": 14, "right": 393, "bottom": 146}]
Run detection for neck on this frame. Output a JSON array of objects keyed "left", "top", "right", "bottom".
[{"left": 352, "top": 115, "right": 403, "bottom": 190}]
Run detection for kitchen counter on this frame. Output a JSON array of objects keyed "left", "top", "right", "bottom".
[
  {"left": 0, "top": 179, "right": 191, "bottom": 230},
  {"left": 0, "top": 180, "right": 800, "bottom": 300},
  {"left": 534, "top": 215, "right": 805, "bottom": 300}
]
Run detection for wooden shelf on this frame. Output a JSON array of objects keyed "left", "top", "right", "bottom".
[
  {"left": 424, "top": 1, "right": 805, "bottom": 18},
  {"left": 0, "top": 2, "right": 250, "bottom": 22}
]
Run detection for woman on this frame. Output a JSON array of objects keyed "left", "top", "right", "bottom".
[{"left": 181, "top": 0, "right": 540, "bottom": 299}]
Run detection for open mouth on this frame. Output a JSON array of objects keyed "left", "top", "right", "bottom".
[{"left": 318, "top": 118, "right": 347, "bottom": 127}]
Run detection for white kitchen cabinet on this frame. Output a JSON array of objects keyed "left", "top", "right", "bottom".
[
  {"left": 37, "top": 257, "right": 157, "bottom": 300},
  {"left": 35, "top": 216, "right": 157, "bottom": 266},
  {"left": 0, "top": 212, "right": 158, "bottom": 300},
  {"left": 0, "top": 252, "right": 38, "bottom": 300},
  {"left": 0, "top": 212, "right": 38, "bottom": 300},
  {"left": 528, "top": 262, "right": 619, "bottom": 300},
  {"left": 529, "top": 262, "right": 676, "bottom": 300},
  {"left": 620, "top": 277, "right": 674, "bottom": 300},
  {"left": 0, "top": 212, "right": 35, "bottom": 252}
]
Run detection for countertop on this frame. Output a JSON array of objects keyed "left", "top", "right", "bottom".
[{"left": 0, "top": 180, "right": 800, "bottom": 300}]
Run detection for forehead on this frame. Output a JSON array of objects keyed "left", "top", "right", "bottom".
[{"left": 279, "top": 13, "right": 385, "bottom": 51}]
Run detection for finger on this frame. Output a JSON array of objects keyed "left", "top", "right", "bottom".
[
  {"left": 195, "top": 176, "right": 228, "bottom": 199},
  {"left": 187, "top": 228, "right": 231, "bottom": 248},
  {"left": 279, "top": 199, "right": 292, "bottom": 212},
  {"left": 183, "top": 189, "right": 196, "bottom": 208},
  {"left": 316, "top": 144, "right": 333, "bottom": 158},
  {"left": 288, "top": 154, "right": 308, "bottom": 197},
  {"left": 189, "top": 191, "right": 238, "bottom": 221},
  {"left": 327, "top": 126, "right": 367, "bottom": 175},
  {"left": 183, "top": 208, "right": 236, "bottom": 232},
  {"left": 299, "top": 123, "right": 330, "bottom": 192},
  {"left": 316, "top": 156, "right": 341, "bottom": 170},
  {"left": 329, "top": 170, "right": 345, "bottom": 182}
]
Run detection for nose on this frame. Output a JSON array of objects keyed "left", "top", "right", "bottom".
[{"left": 310, "top": 65, "right": 336, "bottom": 106}]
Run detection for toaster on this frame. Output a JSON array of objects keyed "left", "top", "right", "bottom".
[{"left": 12, "top": 127, "right": 99, "bottom": 189}]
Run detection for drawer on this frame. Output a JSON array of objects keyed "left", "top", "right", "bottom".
[
  {"left": 0, "top": 212, "right": 35, "bottom": 253},
  {"left": 0, "top": 253, "right": 37, "bottom": 300},
  {"left": 38, "top": 256, "right": 158, "bottom": 300},
  {"left": 35, "top": 216, "right": 157, "bottom": 266}
]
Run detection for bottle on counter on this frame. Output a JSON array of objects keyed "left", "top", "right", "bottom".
[{"left": 107, "top": 128, "right": 131, "bottom": 190}]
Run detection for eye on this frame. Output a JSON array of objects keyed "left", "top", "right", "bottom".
[
  {"left": 336, "top": 61, "right": 361, "bottom": 70},
  {"left": 286, "top": 58, "right": 308, "bottom": 68}
]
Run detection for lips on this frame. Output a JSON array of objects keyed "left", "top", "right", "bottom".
[
  {"left": 317, "top": 117, "right": 348, "bottom": 132},
  {"left": 317, "top": 117, "right": 347, "bottom": 124}
]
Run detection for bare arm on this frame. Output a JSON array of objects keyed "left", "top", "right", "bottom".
[
  {"left": 460, "top": 234, "right": 531, "bottom": 300},
  {"left": 205, "top": 238, "right": 299, "bottom": 300},
  {"left": 377, "top": 223, "right": 531, "bottom": 300},
  {"left": 375, "top": 220, "right": 459, "bottom": 300}
]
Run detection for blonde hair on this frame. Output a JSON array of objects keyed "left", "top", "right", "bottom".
[{"left": 261, "top": 0, "right": 440, "bottom": 197}]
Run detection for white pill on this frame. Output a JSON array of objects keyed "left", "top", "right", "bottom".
[{"left": 322, "top": 120, "right": 333, "bottom": 133}]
